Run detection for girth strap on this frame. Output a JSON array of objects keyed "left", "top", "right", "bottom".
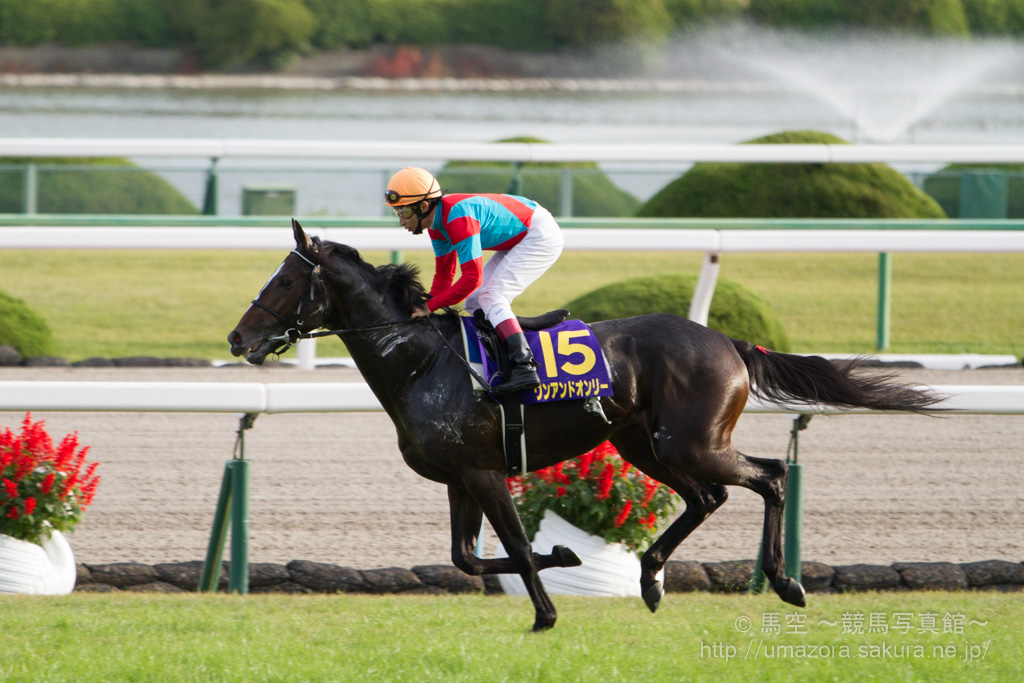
[{"left": 500, "top": 398, "right": 527, "bottom": 478}]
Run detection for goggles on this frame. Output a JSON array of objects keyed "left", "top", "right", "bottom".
[{"left": 391, "top": 204, "right": 418, "bottom": 219}]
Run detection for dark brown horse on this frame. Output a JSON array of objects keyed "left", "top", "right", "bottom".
[{"left": 228, "top": 220, "right": 941, "bottom": 631}]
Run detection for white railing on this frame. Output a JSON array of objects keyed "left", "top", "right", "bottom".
[
  {"left": 1, "top": 382, "right": 1021, "bottom": 415},
  {"left": 4, "top": 138, "right": 1024, "bottom": 163}
]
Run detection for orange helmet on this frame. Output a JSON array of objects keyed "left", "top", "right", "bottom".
[{"left": 384, "top": 167, "right": 442, "bottom": 206}]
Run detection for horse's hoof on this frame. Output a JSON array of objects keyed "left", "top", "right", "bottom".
[
  {"left": 551, "top": 545, "right": 582, "bottom": 568},
  {"left": 783, "top": 577, "right": 807, "bottom": 608},
  {"left": 642, "top": 581, "right": 664, "bottom": 613},
  {"left": 531, "top": 619, "right": 556, "bottom": 633}
]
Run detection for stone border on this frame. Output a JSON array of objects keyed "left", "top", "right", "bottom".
[{"left": 74, "top": 559, "right": 1024, "bottom": 594}]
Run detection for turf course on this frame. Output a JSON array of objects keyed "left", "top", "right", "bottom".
[
  {"left": 0, "top": 592, "right": 1019, "bottom": 682},
  {"left": 0, "top": 249, "right": 1021, "bottom": 361}
]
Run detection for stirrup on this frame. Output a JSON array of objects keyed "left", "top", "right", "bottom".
[{"left": 493, "top": 366, "right": 540, "bottom": 396}]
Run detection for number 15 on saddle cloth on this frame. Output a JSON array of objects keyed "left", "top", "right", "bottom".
[{"left": 460, "top": 317, "right": 614, "bottom": 405}]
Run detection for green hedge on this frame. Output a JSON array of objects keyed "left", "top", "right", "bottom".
[
  {"left": 565, "top": 274, "right": 792, "bottom": 352},
  {"left": 638, "top": 130, "right": 947, "bottom": 219},
  {"left": 0, "top": 158, "right": 198, "bottom": 214},
  {"left": 0, "top": 291, "right": 53, "bottom": 359}
]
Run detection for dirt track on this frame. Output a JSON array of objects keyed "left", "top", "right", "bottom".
[{"left": 1, "top": 364, "right": 1022, "bottom": 570}]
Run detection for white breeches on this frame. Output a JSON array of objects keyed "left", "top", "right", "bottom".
[{"left": 464, "top": 207, "right": 564, "bottom": 329}]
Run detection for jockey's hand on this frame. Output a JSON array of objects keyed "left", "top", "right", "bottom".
[{"left": 411, "top": 306, "right": 430, "bottom": 319}]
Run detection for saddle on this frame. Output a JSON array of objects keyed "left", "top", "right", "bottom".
[
  {"left": 467, "top": 309, "right": 614, "bottom": 477},
  {"left": 471, "top": 308, "right": 570, "bottom": 366}
]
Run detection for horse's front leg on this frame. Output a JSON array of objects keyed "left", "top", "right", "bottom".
[{"left": 446, "top": 476, "right": 580, "bottom": 632}]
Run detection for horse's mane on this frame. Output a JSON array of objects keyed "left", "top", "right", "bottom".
[{"left": 320, "top": 239, "right": 431, "bottom": 315}]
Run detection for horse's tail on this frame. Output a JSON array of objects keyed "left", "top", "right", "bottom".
[{"left": 731, "top": 339, "right": 944, "bottom": 413}]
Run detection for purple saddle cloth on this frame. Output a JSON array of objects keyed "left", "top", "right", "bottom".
[{"left": 460, "top": 317, "right": 614, "bottom": 404}]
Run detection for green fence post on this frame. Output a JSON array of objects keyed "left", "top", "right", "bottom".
[
  {"left": 229, "top": 458, "right": 250, "bottom": 594},
  {"left": 558, "top": 169, "right": 573, "bottom": 217},
  {"left": 227, "top": 413, "right": 256, "bottom": 594},
  {"left": 202, "top": 158, "right": 219, "bottom": 216},
  {"left": 199, "top": 461, "right": 233, "bottom": 592},
  {"left": 508, "top": 162, "right": 523, "bottom": 196},
  {"left": 876, "top": 252, "right": 891, "bottom": 351},
  {"left": 23, "top": 163, "right": 37, "bottom": 215},
  {"left": 784, "top": 415, "right": 810, "bottom": 584},
  {"left": 749, "top": 543, "right": 768, "bottom": 594},
  {"left": 784, "top": 464, "right": 804, "bottom": 583}
]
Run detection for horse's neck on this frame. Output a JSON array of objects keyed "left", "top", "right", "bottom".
[{"left": 341, "top": 317, "right": 449, "bottom": 398}]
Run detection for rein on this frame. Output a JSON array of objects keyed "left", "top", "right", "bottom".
[{"left": 257, "top": 249, "right": 492, "bottom": 397}]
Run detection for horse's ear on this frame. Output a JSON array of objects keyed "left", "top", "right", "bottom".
[{"left": 292, "top": 218, "right": 316, "bottom": 254}]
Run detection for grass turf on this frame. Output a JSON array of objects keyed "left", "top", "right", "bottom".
[{"left": 0, "top": 591, "right": 1020, "bottom": 682}]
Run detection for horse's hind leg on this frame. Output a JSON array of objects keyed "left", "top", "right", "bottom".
[
  {"left": 696, "top": 448, "right": 806, "bottom": 608},
  {"left": 735, "top": 453, "right": 805, "bottom": 606},
  {"left": 610, "top": 427, "right": 729, "bottom": 613},
  {"left": 445, "top": 475, "right": 581, "bottom": 632}
]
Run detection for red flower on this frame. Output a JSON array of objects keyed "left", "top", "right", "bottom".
[
  {"left": 556, "top": 486, "right": 567, "bottom": 497},
  {"left": 595, "top": 463, "right": 615, "bottom": 500},
  {"left": 641, "top": 479, "right": 659, "bottom": 507},
  {"left": 577, "top": 450, "right": 595, "bottom": 478},
  {"left": 613, "top": 499, "right": 633, "bottom": 528},
  {"left": 0, "top": 413, "right": 100, "bottom": 543}
]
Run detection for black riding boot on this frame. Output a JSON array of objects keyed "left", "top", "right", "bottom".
[{"left": 493, "top": 332, "right": 541, "bottom": 396}]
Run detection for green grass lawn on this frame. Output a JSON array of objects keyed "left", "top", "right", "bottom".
[
  {"left": 0, "top": 591, "right": 1020, "bottom": 682},
  {"left": 1, "top": 249, "right": 1022, "bottom": 361}
]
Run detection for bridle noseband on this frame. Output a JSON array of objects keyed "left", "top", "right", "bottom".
[{"left": 252, "top": 250, "right": 326, "bottom": 355}]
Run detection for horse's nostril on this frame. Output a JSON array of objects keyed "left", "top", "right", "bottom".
[{"left": 229, "top": 331, "right": 242, "bottom": 345}]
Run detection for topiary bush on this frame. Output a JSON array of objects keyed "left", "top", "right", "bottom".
[
  {"left": 0, "top": 158, "right": 198, "bottom": 214},
  {"left": 436, "top": 137, "right": 641, "bottom": 218},
  {"left": 0, "top": 291, "right": 54, "bottom": 359},
  {"left": 638, "top": 130, "right": 947, "bottom": 219},
  {"left": 565, "top": 274, "right": 792, "bottom": 352}
]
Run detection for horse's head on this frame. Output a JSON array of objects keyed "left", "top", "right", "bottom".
[{"left": 227, "top": 219, "right": 328, "bottom": 365}]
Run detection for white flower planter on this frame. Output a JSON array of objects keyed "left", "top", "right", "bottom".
[
  {"left": 495, "top": 509, "right": 661, "bottom": 598},
  {"left": 0, "top": 531, "right": 77, "bottom": 595}
]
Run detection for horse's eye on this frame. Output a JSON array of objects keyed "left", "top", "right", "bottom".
[{"left": 279, "top": 277, "right": 293, "bottom": 288}]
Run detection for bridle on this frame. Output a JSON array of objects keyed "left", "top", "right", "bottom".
[
  {"left": 255, "top": 249, "right": 421, "bottom": 356},
  {"left": 252, "top": 250, "right": 327, "bottom": 355}
]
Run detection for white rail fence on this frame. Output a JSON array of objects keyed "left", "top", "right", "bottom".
[
  {"left": 5, "top": 138, "right": 1024, "bottom": 163},
  {"left": 1, "top": 381, "right": 1021, "bottom": 415}
]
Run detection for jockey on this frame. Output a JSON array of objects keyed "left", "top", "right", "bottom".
[{"left": 385, "top": 166, "right": 564, "bottom": 396}]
